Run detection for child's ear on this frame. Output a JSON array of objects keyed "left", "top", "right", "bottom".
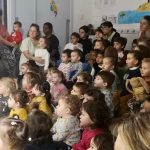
[
  {"left": 111, "top": 65, "right": 115, "bottom": 70},
  {"left": 134, "top": 59, "right": 139, "bottom": 65},
  {"left": 103, "top": 82, "right": 108, "bottom": 88},
  {"left": 66, "top": 107, "right": 71, "bottom": 114},
  {"left": 80, "top": 94, "right": 84, "bottom": 100}
]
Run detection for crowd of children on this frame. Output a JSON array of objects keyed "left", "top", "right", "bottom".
[{"left": 0, "top": 15, "right": 150, "bottom": 150}]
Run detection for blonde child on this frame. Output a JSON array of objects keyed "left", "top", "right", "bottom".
[
  {"left": 34, "top": 37, "right": 50, "bottom": 72},
  {"left": 72, "top": 100, "right": 110, "bottom": 150},
  {"left": 71, "top": 82, "right": 89, "bottom": 101},
  {"left": 51, "top": 94, "right": 81, "bottom": 149},
  {"left": 88, "top": 133, "right": 114, "bottom": 150},
  {"left": 30, "top": 81, "right": 52, "bottom": 117},
  {"left": 94, "top": 71, "right": 115, "bottom": 117},
  {"left": 8, "top": 90, "right": 28, "bottom": 121},
  {"left": 0, "top": 77, "right": 17, "bottom": 117},
  {"left": 58, "top": 49, "right": 71, "bottom": 79},
  {"left": 50, "top": 69, "right": 68, "bottom": 105},
  {"left": 64, "top": 32, "right": 83, "bottom": 51},
  {"left": 0, "top": 118, "right": 26, "bottom": 150},
  {"left": 66, "top": 49, "right": 83, "bottom": 81}
]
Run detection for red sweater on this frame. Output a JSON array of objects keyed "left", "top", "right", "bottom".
[
  {"left": 72, "top": 128, "right": 104, "bottom": 150},
  {"left": 7, "top": 31, "right": 22, "bottom": 44}
]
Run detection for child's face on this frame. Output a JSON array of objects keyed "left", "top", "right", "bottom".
[
  {"left": 113, "top": 42, "right": 123, "bottom": 51},
  {"left": 88, "top": 138, "right": 97, "bottom": 150},
  {"left": 22, "top": 75, "right": 32, "bottom": 91},
  {"left": 95, "top": 31, "right": 103, "bottom": 40},
  {"left": 13, "top": 24, "right": 21, "bottom": 32},
  {"left": 96, "top": 54, "right": 103, "bottom": 65},
  {"left": 76, "top": 76, "right": 84, "bottom": 83},
  {"left": 94, "top": 75, "right": 106, "bottom": 89},
  {"left": 61, "top": 53, "right": 69, "bottom": 63},
  {"left": 71, "top": 85, "right": 83, "bottom": 99},
  {"left": 83, "top": 94, "right": 94, "bottom": 103},
  {"left": 126, "top": 53, "right": 138, "bottom": 68},
  {"left": 80, "top": 109, "right": 93, "bottom": 127},
  {"left": 38, "top": 38, "right": 46, "bottom": 48},
  {"left": 90, "top": 51, "right": 97, "bottom": 61},
  {"left": 21, "top": 65, "right": 28, "bottom": 75},
  {"left": 46, "top": 72, "right": 52, "bottom": 82},
  {"left": 143, "top": 100, "right": 150, "bottom": 112},
  {"left": 71, "top": 52, "right": 80, "bottom": 63},
  {"left": 32, "top": 84, "right": 41, "bottom": 96},
  {"left": 51, "top": 73, "right": 61, "bottom": 84},
  {"left": 94, "top": 41, "right": 104, "bottom": 50},
  {"left": 8, "top": 95, "right": 17, "bottom": 108},
  {"left": 102, "top": 58, "right": 114, "bottom": 71},
  {"left": 141, "top": 62, "right": 150, "bottom": 77},
  {"left": 55, "top": 99, "right": 70, "bottom": 117},
  {"left": 71, "top": 35, "right": 79, "bottom": 44}
]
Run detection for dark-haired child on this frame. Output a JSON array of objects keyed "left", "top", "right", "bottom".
[
  {"left": 58, "top": 49, "right": 71, "bottom": 79},
  {"left": 51, "top": 94, "right": 81, "bottom": 149},
  {"left": 76, "top": 72, "right": 93, "bottom": 85},
  {"left": 30, "top": 81, "right": 52, "bottom": 117},
  {"left": 66, "top": 49, "right": 83, "bottom": 81},
  {"left": 8, "top": 90, "right": 28, "bottom": 121},
  {"left": 71, "top": 82, "right": 89, "bottom": 101},
  {"left": 94, "top": 71, "right": 115, "bottom": 117},
  {"left": 113, "top": 37, "right": 127, "bottom": 67},
  {"left": 64, "top": 32, "right": 83, "bottom": 51},
  {"left": 72, "top": 100, "right": 110, "bottom": 150}
]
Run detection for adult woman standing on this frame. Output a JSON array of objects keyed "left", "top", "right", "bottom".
[{"left": 19, "top": 23, "right": 42, "bottom": 72}]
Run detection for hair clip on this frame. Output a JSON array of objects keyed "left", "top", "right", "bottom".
[{"left": 11, "top": 121, "right": 17, "bottom": 126}]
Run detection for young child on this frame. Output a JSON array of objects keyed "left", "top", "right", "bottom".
[
  {"left": 102, "top": 57, "right": 121, "bottom": 92},
  {"left": 76, "top": 72, "right": 93, "bottom": 85},
  {"left": 0, "top": 77, "right": 17, "bottom": 117},
  {"left": 71, "top": 82, "right": 89, "bottom": 101},
  {"left": 24, "top": 109, "right": 60, "bottom": 150},
  {"left": 66, "top": 49, "right": 83, "bottom": 81},
  {"left": 51, "top": 94, "right": 81, "bottom": 149},
  {"left": 0, "top": 118, "right": 27, "bottom": 150},
  {"left": 50, "top": 69, "right": 68, "bottom": 105},
  {"left": 58, "top": 49, "right": 71, "bottom": 79},
  {"left": 8, "top": 90, "right": 28, "bottom": 121},
  {"left": 94, "top": 71, "right": 115, "bottom": 117},
  {"left": 94, "top": 27, "right": 103, "bottom": 41},
  {"left": 30, "top": 81, "right": 52, "bottom": 117},
  {"left": 72, "top": 100, "right": 110, "bottom": 150},
  {"left": 34, "top": 37, "right": 50, "bottom": 72},
  {"left": 113, "top": 37, "right": 127, "bottom": 67},
  {"left": 64, "top": 32, "right": 83, "bottom": 51},
  {"left": 88, "top": 133, "right": 114, "bottom": 150},
  {"left": 6, "top": 21, "right": 22, "bottom": 45},
  {"left": 141, "top": 58, "right": 150, "bottom": 87}
]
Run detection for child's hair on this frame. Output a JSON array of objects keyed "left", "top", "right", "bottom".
[
  {"left": 10, "top": 90, "right": 29, "bottom": 107},
  {"left": 96, "top": 50, "right": 104, "bottom": 57},
  {"left": 128, "top": 50, "right": 143, "bottom": 66},
  {"left": 101, "top": 21, "right": 113, "bottom": 28},
  {"left": 47, "top": 67, "right": 57, "bottom": 74},
  {"left": 43, "top": 22, "right": 53, "bottom": 31},
  {"left": 117, "top": 112, "right": 150, "bottom": 150},
  {"left": 26, "top": 109, "right": 53, "bottom": 140},
  {"left": 61, "top": 94, "right": 81, "bottom": 116},
  {"left": 74, "top": 82, "right": 89, "bottom": 95},
  {"left": 14, "top": 21, "right": 22, "bottom": 27},
  {"left": 113, "top": 37, "right": 127, "bottom": 48},
  {"left": 136, "top": 45, "right": 150, "bottom": 58},
  {"left": 104, "top": 57, "right": 117, "bottom": 67},
  {"left": 79, "top": 25, "right": 89, "bottom": 34},
  {"left": 52, "top": 69, "right": 65, "bottom": 83},
  {"left": 92, "top": 133, "right": 114, "bottom": 150},
  {"left": 84, "top": 87, "right": 105, "bottom": 102},
  {"left": 71, "top": 49, "right": 83, "bottom": 58},
  {"left": 22, "top": 62, "right": 29, "bottom": 68},
  {"left": 96, "top": 71, "right": 115, "bottom": 88},
  {"left": 71, "top": 32, "right": 80, "bottom": 39},
  {"left": 62, "top": 49, "right": 71, "bottom": 58},
  {"left": 82, "top": 100, "right": 110, "bottom": 128},
  {"left": 0, "top": 77, "right": 17, "bottom": 94},
  {"left": 77, "top": 72, "right": 93, "bottom": 84},
  {"left": 142, "top": 58, "right": 150, "bottom": 64},
  {"left": 0, "top": 118, "right": 27, "bottom": 150},
  {"left": 95, "top": 27, "right": 103, "bottom": 34}
]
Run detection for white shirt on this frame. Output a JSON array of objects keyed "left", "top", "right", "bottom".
[
  {"left": 64, "top": 43, "right": 83, "bottom": 51},
  {"left": 34, "top": 48, "right": 50, "bottom": 70}
]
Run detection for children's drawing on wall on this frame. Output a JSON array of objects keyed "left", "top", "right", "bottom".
[
  {"left": 94, "top": 0, "right": 116, "bottom": 9},
  {"left": 118, "top": 1, "right": 150, "bottom": 24},
  {"left": 50, "top": 0, "right": 58, "bottom": 17}
]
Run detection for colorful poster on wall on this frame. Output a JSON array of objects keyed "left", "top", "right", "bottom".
[
  {"left": 50, "top": 0, "right": 58, "bottom": 17},
  {"left": 118, "top": 2, "right": 150, "bottom": 24}
]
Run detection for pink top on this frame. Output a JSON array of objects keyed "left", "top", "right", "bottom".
[
  {"left": 7, "top": 31, "right": 22, "bottom": 44},
  {"left": 51, "top": 83, "right": 68, "bottom": 105},
  {"left": 73, "top": 128, "right": 104, "bottom": 150}
]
